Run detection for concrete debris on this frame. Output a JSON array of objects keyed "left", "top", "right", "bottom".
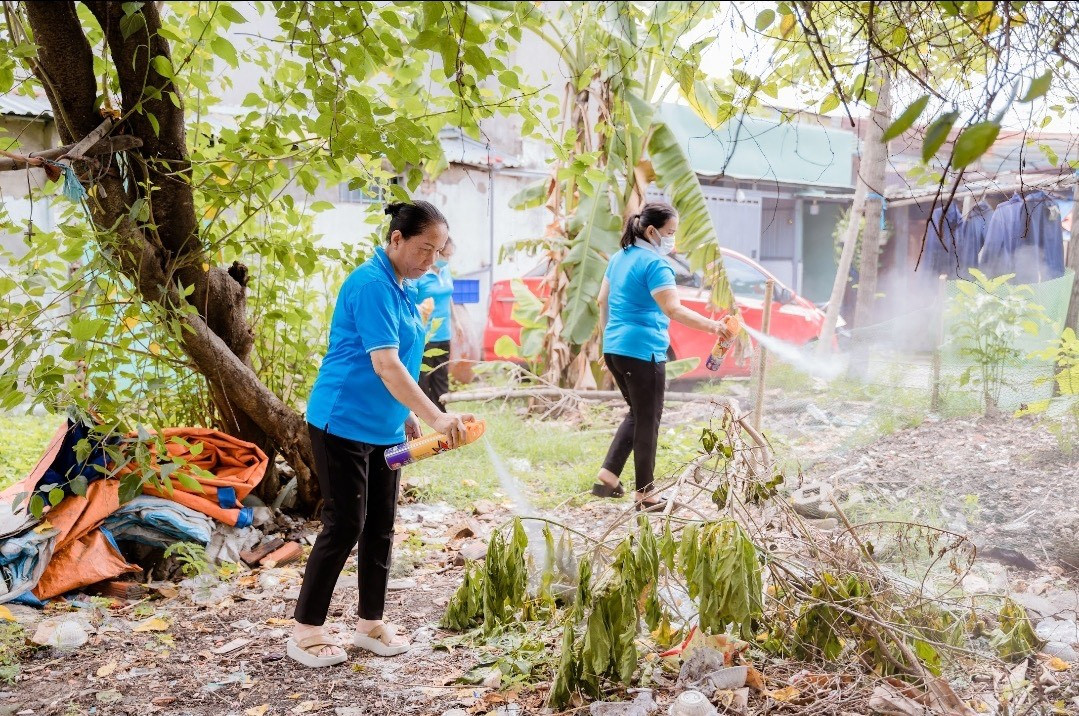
[{"left": 589, "top": 689, "right": 659, "bottom": 715}]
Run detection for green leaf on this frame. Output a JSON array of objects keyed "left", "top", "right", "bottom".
[
  {"left": 29, "top": 493, "right": 45, "bottom": 518},
  {"left": 1020, "top": 70, "right": 1051, "bottom": 103},
  {"left": 493, "top": 335, "right": 520, "bottom": 358},
  {"left": 176, "top": 472, "right": 205, "bottom": 493},
  {"left": 666, "top": 357, "right": 700, "bottom": 380},
  {"left": 47, "top": 487, "right": 64, "bottom": 507},
  {"left": 921, "top": 111, "right": 959, "bottom": 162},
  {"left": 820, "top": 93, "right": 840, "bottom": 114},
  {"left": 755, "top": 9, "right": 775, "bottom": 30},
  {"left": 217, "top": 4, "right": 247, "bottom": 24},
  {"left": 211, "top": 36, "right": 238, "bottom": 68},
  {"left": 561, "top": 188, "right": 621, "bottom": 344},
  {"left": 951, "top": 121, "right": 1000, "bottom": 168},
  {"left": 151, "top": 55, "right": 174, "bottom": 80},
  {"left": 508, "top": 177, "right": 549, "bottom": 210},
  {"left": 146, "top": 112, "right": 160, "bottom": 137},
  {"left": 883, "top": 95, "right": 929, "bottom": 141}
]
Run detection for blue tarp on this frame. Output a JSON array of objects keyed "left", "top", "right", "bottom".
[
  {"left": 0, "top": 523, "right": 58, "bottom": 604},
  {"left": 103, "top": 495, "right": 214, "bottom": 548}
]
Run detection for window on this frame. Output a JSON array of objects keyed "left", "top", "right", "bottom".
[{"left": 722, "top": 256, "right": 770, "bottom": 299}]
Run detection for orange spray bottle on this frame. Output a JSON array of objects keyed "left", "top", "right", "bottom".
[
  {"left": 704, "top": 315, "right": 742, "bottom": 371},
  {"left": 384, "top": 419, "right": 487, "bottom": 469}
]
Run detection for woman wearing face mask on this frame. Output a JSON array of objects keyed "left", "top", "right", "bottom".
[
  {"left": 290, "top": 201, "right": 476, "bottom": 667},
  {"left": 413, "top": 237, "right": 455, "bottom": 411},
  {"left": 592, "top": 202, "right": 733, "bottom": 511}
]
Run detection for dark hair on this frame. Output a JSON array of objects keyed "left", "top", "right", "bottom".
[
  {"left": 384, "top": 200, "right": 448, "bottom": 243},
  {"left": 620, "top": 202, "right": 678, "bottom": 250}
]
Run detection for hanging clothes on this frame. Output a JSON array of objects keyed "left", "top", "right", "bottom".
[
  {"left": 980, "top": 191, "right": 1065, "bottom": 283},
  {"left": 956, "top": 201, "right": 992, "bottom": 280},
  {"left": 923, "top": 203, "right": 962, "bottom": 279}
]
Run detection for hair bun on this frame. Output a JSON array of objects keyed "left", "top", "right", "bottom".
[{"left": 384, "top": 202, "right": 406, "bottom": 217}]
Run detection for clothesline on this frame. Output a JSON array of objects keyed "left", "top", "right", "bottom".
[{"left": 885, "top": 171, "right": 1079, "bottom": 209}]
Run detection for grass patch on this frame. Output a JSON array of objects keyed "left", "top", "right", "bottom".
[
  {"left": 0, "top": 413, "right": 58, "bottom": 491},
  {"left": 407, "top": 400, "right": 715, "bottom": 510}
]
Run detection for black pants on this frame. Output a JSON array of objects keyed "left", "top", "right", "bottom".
[
  {"left": 418, "top": 339, "right": 450, "bottom": 412},
  {"left": 601, "top": 353, "right": 666, "bottom": 492},
  {"left": 294, "top": 424, "right": 401, "bottom": 625}
]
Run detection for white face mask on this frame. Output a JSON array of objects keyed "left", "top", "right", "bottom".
[{"left": 658, "top": 233, "right": 676, "bottom": 255}]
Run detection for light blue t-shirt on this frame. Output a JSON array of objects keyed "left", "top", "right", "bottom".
[
  {"left": 306, "top": 246, "right": 426, "bottom": 445},
  {"left": 413, "top": 265, "right": 454, "bottom": 342},
  {"left": 602, "top": 240, "right": 677, "bottom": 362}
]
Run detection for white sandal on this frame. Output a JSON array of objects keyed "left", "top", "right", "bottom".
[
  {"left": 287, "top": 632, "right": 348, "bottom": 668},
  {"left": 353, "top": 622, "right": 410, "bottom": 657}
]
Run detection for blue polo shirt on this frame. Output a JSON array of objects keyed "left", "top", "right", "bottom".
[
  {"left": 306, "top": 246, "right": 426, "bottom": 445},
  {"left": 413, "top": 265, "right": 454, "bottom": 342},
  {"left": 603, "top": 240, "right": 677, "bottom": 361}
]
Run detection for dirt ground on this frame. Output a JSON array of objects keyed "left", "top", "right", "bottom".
[{"left": 4, "top": 412, "right": 1079, "bottom": 716}]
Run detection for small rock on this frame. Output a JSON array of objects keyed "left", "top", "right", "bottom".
[
  {"left": 481, "top": 669, "right": 501, "bottom": 689},
  {"left": 95, "top": 690, "right": 123, "bottom": 704},
  {"left": 440, "top": 710, "right": 469, "bottom": 716},
  {"left": 1041, "top": 641, "right": 1079, "bottom": 662},
  {"left": 454, "top": 541, "right": 488, "bottom": 565},
  {"left": 471, "top": 499, "right": 497, "bottom": 516},
  {"left": 445, "top": 518, "right": 482, "bottom": 541},
  {"left": 387, "top": 578, "right": 417, "bottom": 591},
  {"left": 1009, "top": 591, "right": 1054, "bottom": 618},
  {"left": 335, "top": 709, "right": 365, "bottom": 716},
  {"left": 1036, "top": 618, "right": 1079, "bottom": 646}
]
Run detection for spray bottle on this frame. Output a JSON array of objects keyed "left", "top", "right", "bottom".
[
  {"left": 384, "top": 419, "right": 487, "bottom": 469},
  {"left": 704, "top": 315, "right": 743, "bottom": 371}
]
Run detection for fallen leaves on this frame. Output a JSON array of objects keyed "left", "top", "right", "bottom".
[
  {"left": 96, "top": 660, "right": 117, "bottom": 678},
  {"left": 1046, "top": 656, "right": 1072, "bottom": 672},
  {"left": 133, "top": 617, "right": 170, "bottom": 632},
  {"left": 245, "top": 706, "right": 269, "bottom": 716},
  {"left": 0, "top": 606, "right": 13, "bottom": 622}
]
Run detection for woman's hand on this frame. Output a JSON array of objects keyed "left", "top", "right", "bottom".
[
  {"left": 404, "top": 414, "right": 422, "bottom": 440},
  {"left": 431, "top": 411, "right": 477, "bottom": 449},
  {"left": 712, "top": 319, "right": 733, "bottom": 340}
]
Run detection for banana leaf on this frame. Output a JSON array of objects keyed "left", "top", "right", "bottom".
[
  {"left": 560, "top": 187, "right": 622, "bottom": 345},
  {"left": 648, "top": 121, "right": 735, "bottom": 311}
]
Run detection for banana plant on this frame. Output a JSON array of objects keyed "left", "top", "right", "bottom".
[{"left": 509, "top": 1, "right": 737, "bottom": 387}]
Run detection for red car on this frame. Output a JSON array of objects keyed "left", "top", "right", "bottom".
[{"left": 483, "top": 249, "right": 830, "bottom": 379}]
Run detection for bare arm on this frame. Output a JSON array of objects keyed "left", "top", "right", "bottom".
[
  {"left": 653, "top": 288, "right": 728, "bottom": 337},
  {"left": 370, "top": 349, "right": 473, "bottom": 447}
]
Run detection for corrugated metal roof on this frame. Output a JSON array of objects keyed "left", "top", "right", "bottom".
[
  {"left": 657, "top": 103, "right": 856, "bottom": 189},
  {"left": 438, "top": 128, "right": 520, "bottom": 168},
  {"left": 0, "top": 94, "right": 54, "bottom": 119}
]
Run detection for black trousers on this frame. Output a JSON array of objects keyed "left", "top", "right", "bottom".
[
  {"left": 294, "top": 424, "right": 401, "bottom": 625},
  {"left": 418, "top": 339, "right": 450, "bottom": 412},
  {"left": 601, "top": 353, "right": 666, "bottom": 492}
]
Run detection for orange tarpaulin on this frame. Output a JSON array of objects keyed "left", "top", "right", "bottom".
[
  {"left": 32, "top": 479, "right": 138, "bottom": 600},
  {"left": 117, "top": 428, "right": 268, "bottom": 526}
]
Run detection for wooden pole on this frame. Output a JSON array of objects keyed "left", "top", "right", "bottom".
[
  {"left": 929, "top": 274, "right": 947, "bottom": 412},
  {"left": 1063, "top": 181, "right": 1079, "bottom": 331},
  {"left": 751, "top": 279, "right": 775, "bottom": 431}
]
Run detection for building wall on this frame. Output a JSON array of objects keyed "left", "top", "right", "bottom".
[{"left": 0, "top": 117, "right": 55, "bottom": 261}]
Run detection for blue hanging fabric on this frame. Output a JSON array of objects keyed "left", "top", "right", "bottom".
[
  {"left": 865, "top": 191, "right": 887, "bottom": 231},
  {"left": 61, "top": 164, "right": 88, "bottom": 203},
  {"left": 40, "top": 159, "right": 88, "bottom": 203}
]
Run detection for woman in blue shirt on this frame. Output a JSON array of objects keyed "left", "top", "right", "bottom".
[
  {"left": 592, "top": 202, "right": 733, "bottom": 511},
  {"left": 290, "top": 201, "right": 476, "bottom": 667},
  {"left": 414, "top": 237, "right": 456, "bottom": 411}
]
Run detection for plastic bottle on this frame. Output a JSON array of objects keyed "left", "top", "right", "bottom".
[
  {"left": 384, "top": 419, "right": 487, "bottom": 469},
  {"left": 704, "top": 315, "right": 743, "bottom": 371}
]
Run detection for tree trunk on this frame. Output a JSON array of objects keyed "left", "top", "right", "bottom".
[
  {"left": 23, "top": 1, "right": 317, "bottom": 509},
  {"left": 1064, "top": 182, "right": 1079, "bottom": 331},
  {"left": 848, "top": 69, "right": 893, "bottom": 379},
  {"left": 817, "top": 171, "right": 867, "bottom": 357}
]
